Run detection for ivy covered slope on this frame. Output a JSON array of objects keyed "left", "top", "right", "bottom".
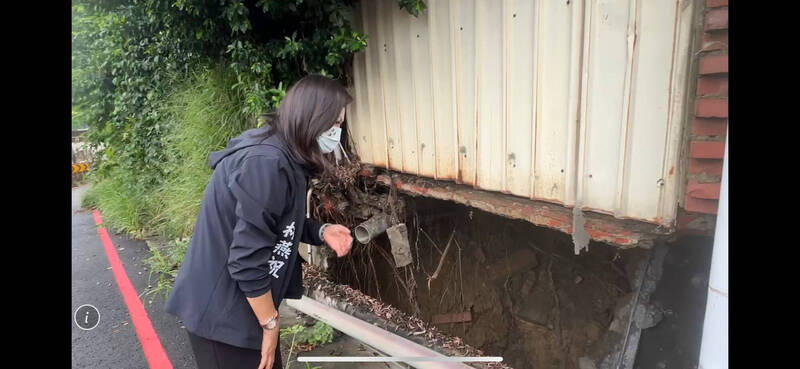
[
  {"left": 73, "top": 0, "right": 373, "bottom": 186},
  {"left": 73, "top": 0, "right": 425, "bottom": 292}
]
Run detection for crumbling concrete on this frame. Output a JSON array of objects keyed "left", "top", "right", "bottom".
[
  {"left": 301, "top": 264, "right": 513, "bottom": 369},
  {"left": 585, "top": 243, "right": 668, "bottom": 369},
  {"left": 361, "top": 169, "right": 673, "bottom": 248},
  {"left": 308, "top": 162, "right": 670, "bottom": 369}
]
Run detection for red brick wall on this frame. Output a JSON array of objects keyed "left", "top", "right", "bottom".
[{"left": 679, "top": 0, "right": 728, "bottom": 233}]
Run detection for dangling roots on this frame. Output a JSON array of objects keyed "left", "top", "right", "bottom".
[{"left": 308, "top": 148, "right": 421, "bottom": 316}]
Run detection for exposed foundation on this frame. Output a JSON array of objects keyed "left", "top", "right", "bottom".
[
  {"left": 361, "top": 168, "right": 675, "bottom": 248},
  {"left": 307, "top": 185, "right": 662, "bottom": 369},
  {"left": 298, "top": 156, "right": 673, "bottom": 369}
]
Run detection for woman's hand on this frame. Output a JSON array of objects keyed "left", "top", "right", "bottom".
[
  {"left": 323, "top": 224, "right": 353, "bottom": 257},
  {"left": 258, "top": 323, "right": 280, "bottom": 369}
]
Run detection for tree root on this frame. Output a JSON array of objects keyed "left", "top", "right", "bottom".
[{"left": 426, "top": 228, "right": 456, "bottom": 291}]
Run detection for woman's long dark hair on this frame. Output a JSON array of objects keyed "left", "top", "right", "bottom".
[{"left": 255, "top": 75, "right": 353, "bottom": 176}]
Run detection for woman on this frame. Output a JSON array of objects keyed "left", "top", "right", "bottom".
[{"left": 165, "top": 75, "right": 354, "bottom": 369}]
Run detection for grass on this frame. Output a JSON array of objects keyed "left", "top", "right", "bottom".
[
  {"left": 72, "top": 107, "right": 89, "bottom": 130},
  {"left": 142, "top": 237, "right": 191, "bottom": 299},
  {"left": 147, "top": 67, "right": 253, "bottom": 241},
  {"left": 80, "top": 168, "right": 154, "bottom": 239},
  {"left": 80, "top": 65, "right": 335, "bottom": 366},
  {"left": 82, "top": 66, "right": 257, "bottom": 293},
  {"left": 280, "top": 322, "right": 335, "bottom": 369}
]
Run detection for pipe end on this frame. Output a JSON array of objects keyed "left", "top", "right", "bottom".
[{"left": 355, "top": 225, "right": 371, "bottom": 244}]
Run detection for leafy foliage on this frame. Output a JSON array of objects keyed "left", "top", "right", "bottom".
[
  {"left": 149, "top": 67, "right": 252, "bottom": 240},
  {"left": 396, "top": 0, "right": 426, "bottom": 17},
  {"left": 80, "top": 166, "right": 154, "bottom": 238},
  {"left": 303, "top": 320, "right": 335, "bottom": 345},
  {"left": 73, "top": 0, "right": 377, "bottom": 189},
  {"left": 74, "top": 0, "right": 425, "bottom": 288},
  {"left": 280, "top": 321, "right": 335, "bottom": 346},
  {"left": 143, "top": 237, "right": 191, "bottom": 298},
  {"left": 280, "top": 322, "right": 335, "bottom": 369}
]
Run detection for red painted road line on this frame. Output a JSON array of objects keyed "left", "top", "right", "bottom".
[{"left": 93, "top": 210, "right": 173, "bottom": 369}]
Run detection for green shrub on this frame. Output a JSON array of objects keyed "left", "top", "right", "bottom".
[
  {"left": 147, "top": 67, "right": 252, "bottom": 240},
  {"left": 280, "top": 322, "right": 336, "bottom": 369},
  {"left": 304, "top": 321, "right": 335, "bottom": 346},
  {"left": 80, "top": 168, "right": 154, "bottom": 239},
  {"left": 72, "top": 0, "right": 375, "bottom": 185},
  {"left": 144, "top": 237, "right": 191, "bottom": 299},
  {"left": 73, "top": 0, "right": 425, "bottom": 292}
]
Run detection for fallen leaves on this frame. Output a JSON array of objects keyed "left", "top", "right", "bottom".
[{"left": 302, "top": 263, "right": 512, "bottom": 369}]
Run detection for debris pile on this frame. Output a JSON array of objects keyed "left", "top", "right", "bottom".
[
  {"left": 308, "top": 137, "right": 417, "bottom": 312},
  {"left": 302, "top": 263, "right": 514, "bottom": 369}
]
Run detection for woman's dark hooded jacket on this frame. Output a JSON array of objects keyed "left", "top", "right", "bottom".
[{"left": 165, "top": 126, "right": 325, "bottom": 350}]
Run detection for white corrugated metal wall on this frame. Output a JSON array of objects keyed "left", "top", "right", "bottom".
[{"left": 346, "top": 0, "right": 696, "bottom": 226}]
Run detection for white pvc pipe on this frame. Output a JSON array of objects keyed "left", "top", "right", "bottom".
[
  {"left": 286, "top": 296, "right": 473, "bottom": 369},
  {"left": 698, "top": 132, "right": 728, "bottom": 369}
]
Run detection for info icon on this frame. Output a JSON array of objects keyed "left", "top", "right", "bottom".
[{"left": 74, "top": 304, "right": 100, "bottom": 331}]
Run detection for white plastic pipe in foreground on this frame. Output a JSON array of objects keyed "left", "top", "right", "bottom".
[
  {"left": 286, "top": 296, "right": 472, "bottom": 369},
  {"left": 698, "top": 132, "right": 728, "bottom": 369}
]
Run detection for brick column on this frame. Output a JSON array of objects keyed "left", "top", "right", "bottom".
[{"left": 677, "top": 0, "right": 728, "bottom": 234}]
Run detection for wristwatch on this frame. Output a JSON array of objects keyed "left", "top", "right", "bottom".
[
  {"left": 260, "top": 312, "right": 279, "bottom": 330},
  {"left": 319, "top": 223, "right": 332, "bottom": 243}
]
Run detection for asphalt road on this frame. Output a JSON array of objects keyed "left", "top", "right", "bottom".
[
  {"left": 71, "top": 185, "right": 196, "bottom": 369},
  {"left": 72, "top": 184, "right": 401, "bottom": 369}
]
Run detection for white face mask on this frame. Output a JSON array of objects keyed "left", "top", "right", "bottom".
[{"left": 317, "top": 126, "right": 342, "bottom": 153}]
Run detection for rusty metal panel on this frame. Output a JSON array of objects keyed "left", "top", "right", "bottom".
[
  {"left": 503, "top": 0, "right": 536, "bottom": 198},
  {"left": 427, "top": 0, "right": 458, "bottom": 181},
  {"left": 360, "top": 0, "right": 389, "bottom": 168},
  {"left": 532, "top": 0, "right": 575, "bottom": 204},
  {"left": 578, "top": 0, "right": 694, "bottom": 223},
  {"left": 660, "top": 0, "right": 696, "bottom": 224},
  {"left": 409, "top": 9, "right": 437, "bottom": 179},
  {"left": 563, "top": 0, "right": 586, "bottom": 209},
  {"left": 621, "top": 0, "right": 679, "bottom": 220},
  {"left": 581, "top": 0, "right": 633, "bottom": 215},
  {"left": 348, "top": 0, "right": 695, "bottom": 227},
  {"left": 390, "top": 3, "right": 420, "bottom": 175},
  {"left": 452, "top": 0, "right": 477, "bottom": 186},
  {"left": 372, "top": 172, "right": 673, "bottom": 248},
  {"left": 375, "top": 0, "right": 404, "bottom": 171},
  {"left": 474, "top": 0, "right": 505, "bottom": 192},
  {"left": 349, "top": 3, "right": 373, "bottom": 164}
]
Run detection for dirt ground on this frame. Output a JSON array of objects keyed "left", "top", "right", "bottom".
[
  {"left": 325, "top": 195, "right": 649, "bottom": 369},
  {"left": 632, "top": 236, "right": 713, "bottom": 369}
]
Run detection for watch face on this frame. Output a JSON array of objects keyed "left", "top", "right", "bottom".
[{"left": 263, "top": 319, "right": 277, "bottom": 330}]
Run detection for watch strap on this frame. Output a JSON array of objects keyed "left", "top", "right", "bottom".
[
  {"left": 319, "top": 223, "right": 331, "bottom": 244},
  {"left": 261, "top": 311, "right": 279, "bottom": 330}
]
